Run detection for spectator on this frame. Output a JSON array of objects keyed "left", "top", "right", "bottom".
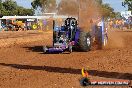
[
  {"left": 109, "top": 20, "right": 113, "bottom": 29},
  {"left": 118, "top": 19, "right": 123, "bottom": 29},
  {"left": 115, "top": 19, "right": 119, "bottom": 29}
]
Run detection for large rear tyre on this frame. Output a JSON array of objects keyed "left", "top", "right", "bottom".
[{"left": 78, "top": 31, "right": 91, "bottom": 52}]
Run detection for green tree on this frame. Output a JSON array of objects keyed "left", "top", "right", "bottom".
[
  {"left": 31, "top": 0, "right": 115, "bottom": 18},
  {"left": 1, "top": 0, "right": 34, "bottom": 16},
  {"left": 0, "top": 0, "right": 2, "bottom": 9},
  {"left": 31, "top": 0, "right": 42, "bottom": 9},
  {"left": 101, "top": 3, "right": 116, "bottom": 18},
  {"left": 31, "top": 0, "right": 56, "bottom": 13},
  {"left": 95, "top": 0, "right": 102, "bottom": 5},
  {"left": 115, "top": 12, "right": 121, "bottom": 19},
  {"left": 2, "top": 1, "right": 17, "bottom": 11},
  {"left": 122, "top": 0, "right": 132, "bottom": 11},
  {"left": 0, "top": 0, "right": 3, "bottom": 14}
]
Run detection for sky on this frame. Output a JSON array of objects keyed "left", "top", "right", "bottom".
[
  {"left": 103, "top": 0, "right": 128, "bottom": 12},
  {"left": 15, "top": 0, "right": 128, "bottom": 12}
]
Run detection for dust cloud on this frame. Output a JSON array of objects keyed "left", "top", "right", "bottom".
[
  {"left": 78, "top": 0, "right": 101, "bottom": 32},
  {"left": 42, "top": 0, "right": 102, "bottom": 32},
  {"left": 41, "top": 0, "right": 125, "bottom": 49},
  {"left": 57, "top": 0, "right": 102, "bottom": 32},
  {"left": 105, "top": 30, "right": 125, "bottom": 49}
]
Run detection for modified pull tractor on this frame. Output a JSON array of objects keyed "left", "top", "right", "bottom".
[{"left": 43, "top": 18, "right": 91, "bottom": 53}]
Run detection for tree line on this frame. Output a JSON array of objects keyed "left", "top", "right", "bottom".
[
  {"left": 0, "top": 0, "right": 34, "bottom": 16},
  {"left": 0, "top": 0, "right": 131, "bottom": 17},
  {"left": 122, "top": 0, "right": 132, "bottom": 11},
  {"left": 31, "top": 0, "right": 116, "bottom": 18},
  {"left": 31, "top": 0, "right": 131, "bottom": 18}
]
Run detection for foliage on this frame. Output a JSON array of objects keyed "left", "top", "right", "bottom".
[
  {"left": 31, "top": 0, "right": 56, "bottom": 13},
  {"left": 101, "top": 3, "right": 115, "bottom": 18},
  {"left": 122, "top": 0, "right": 132, "bottom": 11},
  {"left": 0, "top": 0, "right": 34, "bottom": 16},
  {"left": 95, "top": 0, "right": 102, "bottom": 5},
  {"left": 31, "top": 0, "right": 42, "bottom": 9},
  {"left": 31, "top": 0, "right": 116, "bottom": 18}
]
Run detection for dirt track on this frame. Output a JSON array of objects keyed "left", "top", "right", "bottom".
[{"left": 0, "top": 30, "right": 131, "bottom": 88}]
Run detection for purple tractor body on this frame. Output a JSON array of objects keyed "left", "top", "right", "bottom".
[{"left": 43, "top": 18, "right": 91, "bottom": 53}]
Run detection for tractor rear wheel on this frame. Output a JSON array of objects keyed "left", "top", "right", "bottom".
[{"left": 78, "top": 31, "right": 91, "bottom": 52}]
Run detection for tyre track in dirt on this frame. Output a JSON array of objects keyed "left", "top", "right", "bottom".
[{"left": 0, "top": 30, "right": 131, "bottom": 88}]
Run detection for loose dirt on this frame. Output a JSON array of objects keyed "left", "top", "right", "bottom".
[{"left": 0, "top": 30, "right": 131, "bottom": 88}]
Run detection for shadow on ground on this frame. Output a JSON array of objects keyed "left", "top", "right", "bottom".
[
  {"left": 23, "top": 46, "right": 71, "bottom": 54},
  {"left": 0, "top": 63, "right": 132, "bottom": 80},
  {"left": 23, "top": 46, "right": 95, "bottom": 54},
  {"left": 23, "top": 46, "right": 44, "bottom": 53}
]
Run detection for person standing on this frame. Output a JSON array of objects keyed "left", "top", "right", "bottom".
[{"left": 109, "top": 20, "right": 113, "bottom": 29}]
